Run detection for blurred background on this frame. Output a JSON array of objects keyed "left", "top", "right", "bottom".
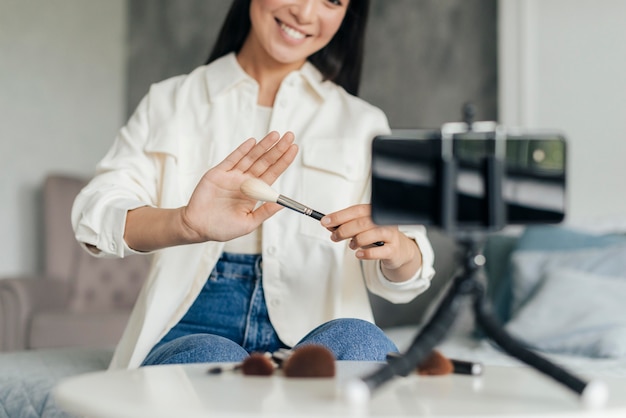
[{"left": 1, "top": 0, "right": 624, "bottom": 278}]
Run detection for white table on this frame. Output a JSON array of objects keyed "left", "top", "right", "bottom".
[{"left": 54, "top": 361, "right": 626, "bottom": 417}]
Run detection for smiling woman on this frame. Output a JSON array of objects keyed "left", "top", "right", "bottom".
[
  {"left": 72, "top": 0, "right": 436, "bottom": 371},
  {"left": 123, "top": 1, "right": 498, "bottom": 336}
]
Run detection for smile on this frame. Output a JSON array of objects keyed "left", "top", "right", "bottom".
[{"left": 278, "top": 20, "right": 307, "bottom": 40}]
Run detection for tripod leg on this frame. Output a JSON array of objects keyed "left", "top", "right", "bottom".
[{"left": 346, "top": 271, "right": 473, "bottom": 402}]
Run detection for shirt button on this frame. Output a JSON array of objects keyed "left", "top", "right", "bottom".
[
  {"left": 267, "top": 246, "right": 277, "bottom": 256},
  {"left": 271, "top": 299, "right": 280, "bottom": 307},
  {"left": 110, "top": 242, "right": 117, "bottom": 251},
  {"left": 279, "top": 98, "right": 288, "bottom": 108}
]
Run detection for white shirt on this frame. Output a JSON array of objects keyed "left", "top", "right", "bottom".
[{"left": 72, "top": 53, "right": 435, "bottom": 370}]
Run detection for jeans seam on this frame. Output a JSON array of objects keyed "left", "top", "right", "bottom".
[{"left": 242, "top": 270, "right": 261, "bottom": 349}]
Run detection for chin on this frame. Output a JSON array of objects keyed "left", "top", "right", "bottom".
[{"left": 268, "top": 49, "right": 310, "bottom": 66}]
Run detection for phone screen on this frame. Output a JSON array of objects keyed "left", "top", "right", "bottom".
[{"left": 371, "top": 129, "right": 566, "bottom": 229}]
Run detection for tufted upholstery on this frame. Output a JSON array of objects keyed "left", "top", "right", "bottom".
[
  {"left": 0, "top": 174, "right": 150, "bottom": 351},
  {"left": 68, "top": 246, "right": 147, "bottom": 313}
]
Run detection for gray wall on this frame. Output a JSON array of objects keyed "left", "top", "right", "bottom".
[
  {"left": 363, "top": 0, "right": 497, "bottom": 127},
  {"left": 127, "top": 0, "right": 497, "bottom": 126},
  {"left": 126, "top": 0, "right": 231, "bottom": 115},
  {"left": 0, "top": 0, "right": 127, "bottom": 277}
]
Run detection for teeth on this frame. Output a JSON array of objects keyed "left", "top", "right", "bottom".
[{"left": 280, "top": 22, "right": 306, "bottom": 40}]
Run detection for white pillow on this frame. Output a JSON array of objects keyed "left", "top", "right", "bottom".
[
  {"left": 509, "top": 244, "right": 626, "bottom": 315},
  {"left": 505, "top": 267, "right": 626, "bottom": 358}
]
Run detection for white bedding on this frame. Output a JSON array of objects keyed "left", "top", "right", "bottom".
[{"left": 0, "top": 347, "right": 112, "bottom": 418}]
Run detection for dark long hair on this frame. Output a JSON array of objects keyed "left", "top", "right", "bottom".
[{"left": 206, "top": 0, "right": 370, "bottom": 96}]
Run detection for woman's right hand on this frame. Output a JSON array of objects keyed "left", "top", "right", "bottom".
[
  {"left": 124, "top": 131, "right": 298, "bottom": 252},
  {"left": 181, "top": 131, "right": 298, "bottom": 243}
]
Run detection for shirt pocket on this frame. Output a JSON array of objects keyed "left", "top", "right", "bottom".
[{"left": 299, "top": 138, "right": 369, "bottom": 241}]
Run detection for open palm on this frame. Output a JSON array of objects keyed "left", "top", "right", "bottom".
[{"left": 183, "top": 131, "right": 298, "bottom": 242}]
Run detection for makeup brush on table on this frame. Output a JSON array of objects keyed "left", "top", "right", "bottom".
[
  {"left": 207, "top": 352, "right": 275, "bottom": 376},
  {"left": 206, "top": 345, "right": 336, "bottom": 378},
  {"left": 240, "top": 178, "right": 383, "bottom": 246}
]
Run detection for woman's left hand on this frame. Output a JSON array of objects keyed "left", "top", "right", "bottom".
[{"left": 321, "top": 204, "right": 423, "bottom": 283}]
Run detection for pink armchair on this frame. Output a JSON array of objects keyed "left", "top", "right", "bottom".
[{"left": 0, "top": 174, "right": 150, "bottom": 351}]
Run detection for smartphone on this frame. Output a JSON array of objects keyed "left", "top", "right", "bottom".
[{"left": 370, "top": 129, "right": 566, "bottom": 230}]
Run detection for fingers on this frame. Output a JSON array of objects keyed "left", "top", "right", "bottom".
[
  {"left": 218, "top": 137, "right": 258, "bottom": 171},
  {"left": 249, "top": 131, "right": 295, "bottom": 177},
  {"left": 322, "top": 204, "right": 372, "bottom": 234},
  {"left": 247, "top": 200, "right": 284, "bottom": 225},
  {"left": 236, "top": 131, "right": 296, "bottom": 177},
  {"left": 233, "top": 131, "right": 280, "bottom": 173},
  {"left": 323, "top": 204, "right": 388, "bottom": 249},
  {"left": 259, "top": 141, "right": 298, "bottom": 184},
  {"left": 218, "top": 132, "right": 298, "bottom": 184}
]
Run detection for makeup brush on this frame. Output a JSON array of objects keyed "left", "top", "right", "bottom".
[
  {"left": 206, "top": 352, "right": 275, "bottom": 376},
  {"left": 241, "top": 178, "right": 325, "bottom": 221},
  {"left": 207, "top": 363, "right": 242, "bottom": 375},
  {"left": 240, "top": 178, "right": 383, "bottom": 246},
  {"left": 386, "top": 351, "right": 482, "bottom": 376}
]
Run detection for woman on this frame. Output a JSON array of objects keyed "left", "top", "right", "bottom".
[{"left": 72, "top": 0, "right": 435, "bottom": 370}]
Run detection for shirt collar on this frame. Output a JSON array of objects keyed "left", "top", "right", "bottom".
[
  {"left": 299, "top": 60, "right": 328, "bottom": 100},
  {"left": 204, "top": 52, "right": 329, "bottom": 101},
  {"left": 204, "top": 53, "right": 253, "bottom": 98}
]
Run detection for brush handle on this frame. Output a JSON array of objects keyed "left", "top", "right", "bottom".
[
  {"left": 306, "top": 210, "right": 326, "bottom": 221},
  {"left": 277, "top": 195, "right": 384, "bottom": 246},
  {"left": 277, "top": 195, "right": 325, "bottom": 220},
  {"left": 207, "top": 363, "right": 242, "bottom": 374},
  {"left": 451, "top": 359, "right": 483, "bottom": 376}
]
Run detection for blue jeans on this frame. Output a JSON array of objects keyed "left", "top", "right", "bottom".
[{"left": 142, "top": 253, "right": 397, "bottom": 366}]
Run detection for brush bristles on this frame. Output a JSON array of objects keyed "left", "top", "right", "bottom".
[
  {"left": 240, "top": 178, "right": 280, "bottom": 203},
  {"left": 416, "top": 350, "right": 454, "bottom": 376},
  {"left": 283, "top": 344, "right": 336, "bottom": 378},
  {"left": 241, "top": 353, "right": 275, "bottom": 376}
]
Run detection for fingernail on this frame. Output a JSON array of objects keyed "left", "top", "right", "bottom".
[
  {"left": 356, "top": 251, "right": 364, "bottom": 258},
  {"left": 321, "top": 217, "right": 330, "bottom": 225}
]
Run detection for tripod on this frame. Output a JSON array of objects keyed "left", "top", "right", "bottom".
[
  {"left": 357, "top": 108, "right": 608, "bottom": 408},
  {"left": 346, "top": 234, "right": 608, "bottom": 408}
]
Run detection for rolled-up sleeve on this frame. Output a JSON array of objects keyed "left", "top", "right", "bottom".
[
  {"left": 361, "top": 225, "right": 435, "bottom": 303},
  {"left": 72, "top": 192, "right": 148, "bottom": 258}
]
